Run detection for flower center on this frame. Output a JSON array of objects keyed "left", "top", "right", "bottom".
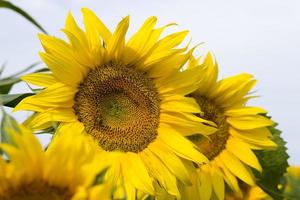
[
  {"left": 188, "top": 95, "right": 229, "bottom": 160},
  {"left": 2, "top": 180, "right": 72, "bottom": 200},
  {"left": 74, "top": 62, "right": 160, "bottom": 153}
]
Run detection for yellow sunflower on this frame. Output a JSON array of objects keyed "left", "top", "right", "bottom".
[
  {"left": 181, "top": 53, "right": 277, "bottom": 200},
  {"left": 14, "top": 9, "right": 215, "bottom": 198},
  {"left": 0, "top": 119, "right": 112, "bottom": 200}
]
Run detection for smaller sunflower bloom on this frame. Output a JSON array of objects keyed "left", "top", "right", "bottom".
[
  {"left": 182, "top": 53, "right": 277, "bottom": 200},
  {"left": 0, "top": 122, "right": 112, "bottom": 200}
]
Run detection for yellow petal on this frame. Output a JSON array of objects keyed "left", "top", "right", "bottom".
[
  {"left": 107, "top": 16, "right": 129, "bottom": 61},
  {"left": 123, "top": 16, "right": 157, "bottom": 64},
  {"left": 210, "top": 73, "right": 256, "bottom": 108},
  {"left": 39, "top": 52, "right": 84, "bottom": 86},
  {"left": 210, "top": 168, "right": 224, "bottom": 200},
  {"left": 161, "top": 95, "right": 201, "bottom": 113},
  {"left": 192, "top": 52, "right": 219, "bottom": 95},
  {"left": 199, "top": 169, "right": 212, "bottom": 200},
  {"left": 160, "top": 112, "right": 216, "bottom": 136},
  {"left": 158, "top": 124, "right": 209, "bottom": 164},
  {"left": 149, "top": 140, "right": 191, "bottom": 185},
  {"left": 227, "top": 138, "right": 262, "bottom": 172},
  {"left": 219, "top": 150, "right": 255, "bottom": 185},
  {"left": 227, "top": 115, "right": 274, "bottom": 130},
  {"left": 157, "top": 67, "right": 203, "bottom": 96},
  {"left": 14, "top": 83, "right": 75, "bottom": 112},
  {"left": 25, "top": 108, "right": 77, "bottom": 130},
  {"left": 215, "top": 157, "right": 242, "bottom": 196},
  {"left": 122, "top": 153, "right": 154, "bottom": 195},
  {"left": 65, "top": 11, "right": 88, "bottom": 49},
  {"left": 81, "top": 8, "right": 112, "bottom": 45},
  {"left": 56, "top": 121, "right": 85, "bottom": 135},
  {"left": 141, "top": 150, "right": 180, "bottom": 197},
  {"left": 229, "top": 127, "right": 277, "bottom": 149},
  {"left": 147, "top": 47, "right": 194, "bottom": 79},
  {"left": 21, "top": 73, "right": 57, "bottom": 88},
  {"left": 225, "top": 107, "right": 267, "bottom": 117}
]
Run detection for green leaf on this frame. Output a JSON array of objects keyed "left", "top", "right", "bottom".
[
  {"left": 0, "top": 0, "right": 47, "bottom": 34},
  {"left": 93, "top": 167, "right": 109, "bottom": 185},
  {"left": 253, "top": 125, "right": 289, "bottom": 200},
  {"left": 0, "top": 110, "right": 20, "bottom": 145},
  {"left": 0, "top": 93, "right": 34, "bottom": 107},
  {"left": 4, "top": 61, "right": 41, "bottom": 79},
  {"left": 0, "top": 62, "right": 41, "bottom": 94},
  {"left": 0, "top": 76, "right": 20, "bottom": 94}
]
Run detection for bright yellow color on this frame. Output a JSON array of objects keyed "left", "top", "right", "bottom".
[
  {"left": 0, "top": 122, "right": 112, "bottom": 200},
  {"left": 15, "top": 9, "right": 214, "bottom": 198},
  {"left": 182, "top": 53, "right": 277, "bottom": 200},
  {"left": 225, "top": 185, "right": 271, "bottom": 200},
  {"left": 286, "top": 166, "right": 300, "bottom": 178}
]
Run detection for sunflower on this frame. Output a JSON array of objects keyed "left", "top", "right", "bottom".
[
  {"left": 14, "top": 9, "right": 215, "bottom": 198},
  {"left": 0, "top": 119, "right": 112, "bottom": 200},
  {"left": 181, "top": 53, "right": 277, "bottom": 200}
]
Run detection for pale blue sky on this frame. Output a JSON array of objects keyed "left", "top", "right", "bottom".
[{"left": 1, "top": 0, "right": 299, "bottom": 164}]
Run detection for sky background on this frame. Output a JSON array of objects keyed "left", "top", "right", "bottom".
[{"left": 0, "top": 0, "right": 299, "bottom": 164}]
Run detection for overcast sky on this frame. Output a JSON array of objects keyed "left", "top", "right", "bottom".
[{"left": 0, "top": 0, "right": 299, "bottom": 164}]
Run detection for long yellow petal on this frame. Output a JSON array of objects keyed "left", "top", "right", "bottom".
[
  {"left": 39, "top": 52, "right": 84, "bottom": 86},
  {"left": 25, "top": 108, "right": 77, "bottom": 130},
  {"left": 149, "top": 140, "right": 191, "bottom": 185},
  {"left": 122, "top": 153, "right": 154, "bottom": 195},
  {"left": 107, "top": 16, "right": 129, "bottom": 61},
  {"left": 227, "top": 115, "right": 274, "bottom": 130},
  {"left": 158, "top": 124, "right": 209, "bottom": 164},
  {"left": 229, "top": 127, "right": 277, "bottom": 149},
  {"left": 160, "top": 112, "right": 216, "bottom": 136},
  {"left": 219, "top": 150, "right": 255, "bottom": 185},
  {"left": 141, "top": 149, "right": 180, "bottom": 197},
  {"left": 199, "top": 169, "right": 212, "bottom": 200},
  {"left": 210, "top": 167, "right": 224, "bottom": 200},
  {"left": 123, "top": 16, "right": 157, "bottom": 64},
  {"left": 14, "top": 83, "right": 75, "bottom": 112},
  {"left": 81, "top": 8, "right": 112, "bottom": 45},
  {"left": 21, "top": 73, "right": 57, "bottom": 88},
  {"left": 161, "top": 95, "right": 201, "bottom": 114},
  {"left": 227, "top": 138, "right": 262, "bottom": 172},
  {"left": 225, "top": 107, "right": 267, "bottom": 117}
]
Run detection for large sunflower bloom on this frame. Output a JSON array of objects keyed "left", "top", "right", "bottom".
[
  {"left": 181, "top": 53, "right": 277, "bottom": 200},
  {"left": 15, "top": 9, "right": 215, "bottom": 198},
  {"left": 0, "top": 121, "right": 112, "bottom": 200}
]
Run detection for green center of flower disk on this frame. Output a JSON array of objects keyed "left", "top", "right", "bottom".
[
  {"left": 188, "top": 95, "right": 229, "bottom": 160},
  {"left": 73, "top": 62, "right": 160, "bottom": 153},
  {"left": 2, "top": 181, "right": 72, "bottom": 200}
]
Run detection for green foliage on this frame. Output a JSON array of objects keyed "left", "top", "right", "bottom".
[
  {"left": 0, "top": 110, "right": 20, "bottom": 145},
  {"left": 0, "top": 93, "right": 34, "bottom": 107},
  {"left": 0, "top": 62, "right": 41, "bottom": 94},
  {"left": 0, "top": 0, "right": 47, "bottom": 34},
  {"left": 284, "top": 171, "right": 300, "bottom": 199},
  {"left": 253, "top": 125, "right": 289, "bottom": 200}
]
